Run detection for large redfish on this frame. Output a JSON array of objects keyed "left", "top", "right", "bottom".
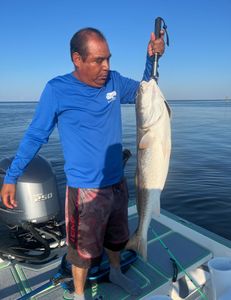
[{"left": 126, "top": 78, "right": 171, "bottom": 260}]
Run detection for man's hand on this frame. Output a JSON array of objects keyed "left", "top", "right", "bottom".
[
  {"left": 0, "top": 183, "right": 17, "bottom": 209},
  {"left": 148, "top": 30, "right": 165, "bottom": 57}
]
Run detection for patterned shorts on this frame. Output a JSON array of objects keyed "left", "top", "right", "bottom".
[{"left": 65, "top": 179, "right": 129, "bottom": 268}]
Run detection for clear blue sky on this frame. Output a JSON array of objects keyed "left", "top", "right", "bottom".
[{"left": 1, "top": 0, "right": 231, "bottom": 101}]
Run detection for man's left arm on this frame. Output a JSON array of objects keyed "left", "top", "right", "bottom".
[
  {"left": 119, "top": 31, "right": 165, "bottom": 104},
  {"left": 143, "top": 31, "right": 165, "bottom": 81}
]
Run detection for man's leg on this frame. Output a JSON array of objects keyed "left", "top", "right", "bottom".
[
  {"left": 105, "top": 248, "right": 120, "bottom": 267},
  {"left": 106, "top": 248, "right": 141, "bottom": 296},
  {"left": 104, "top": 180, "right": 141, "bottom": 296},
  {"left": 66, "top": 186, "right": 113, "bottom": 299},
  {"left": 72, "top": 265, "right": 88, "bottom": 296}
]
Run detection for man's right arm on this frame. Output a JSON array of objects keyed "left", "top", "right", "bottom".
[{"left": 1, "top": 82, "right": 58, "bottom": 208}]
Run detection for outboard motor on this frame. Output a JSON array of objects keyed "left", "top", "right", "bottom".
[
  {"left": 0, "top": 155, "right": 66, "bottom": 264},
  {"left": 0, "top": 155, "right": 60, "bottom": 225}
]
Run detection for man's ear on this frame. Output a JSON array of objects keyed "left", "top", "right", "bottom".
[{"left": 72, "top": 52, "right": 82, "bottom": 68}]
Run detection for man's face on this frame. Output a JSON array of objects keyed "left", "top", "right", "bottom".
[{"left": 73, "top": 38, "right": 111, "bottom": 88}]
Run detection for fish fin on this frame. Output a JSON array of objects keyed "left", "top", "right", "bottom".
[
  {"left": 164, "top": 101, "right": 171, "bottom": 118},
  {"left": 139, "top": 133, "right": 154, "bottom": 149}
]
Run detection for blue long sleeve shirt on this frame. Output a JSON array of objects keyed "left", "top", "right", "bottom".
[{"left": 4, "top": 56, "right": 153, "bottom": 188}]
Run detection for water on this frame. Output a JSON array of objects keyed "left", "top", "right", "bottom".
[{"left": 0, "top": 100, "right": 231, "bottom": 240}]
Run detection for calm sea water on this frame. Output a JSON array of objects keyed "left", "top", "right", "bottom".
[{"left": 0, "top": 100, "right": 231, "bottom": 240}]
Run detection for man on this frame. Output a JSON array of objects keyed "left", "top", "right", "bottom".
[{"left": 1, "top": 28, "right": 164, "bottom": 299}]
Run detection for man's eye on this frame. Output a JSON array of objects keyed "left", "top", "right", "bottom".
[{"left": 95, "top": 58, "right": 103, "bottom": 64}]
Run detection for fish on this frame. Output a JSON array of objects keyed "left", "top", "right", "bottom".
[{"left": 126, "top": 78, "right": 171, "bottom": 261}]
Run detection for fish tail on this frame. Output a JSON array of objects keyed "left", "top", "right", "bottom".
[{"left": 125, "top": 232, "right": 148, "bottom": 261}]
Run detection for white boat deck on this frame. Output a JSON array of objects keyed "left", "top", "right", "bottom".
[{"left": 0, "top": 213, "right": 212, "bottom": 300}]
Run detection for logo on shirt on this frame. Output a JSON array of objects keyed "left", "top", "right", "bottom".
[{"left": 106, "top": 91, "right": 117, "bottom": 103}]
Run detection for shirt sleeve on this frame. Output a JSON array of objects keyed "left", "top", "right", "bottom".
[
  {"left": 118, "top": 54, "right": 154, "bottom": 104},
  {"left": 142, "top": 54, "right": 154, "bottom": 81},
  {"left": 4, "top": 83, "right": 58, "bottom": 184}
]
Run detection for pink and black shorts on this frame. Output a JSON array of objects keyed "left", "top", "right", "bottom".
[{"left": 65, "top": 179, "right": 129, "bottom": 268}]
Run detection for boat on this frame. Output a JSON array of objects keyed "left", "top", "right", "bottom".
[
  {"left": 1, "top": 156, "right": 231, "bottom": 300},
  {"left": 1, "top": 203, "right": 231, "bottom": 299}
]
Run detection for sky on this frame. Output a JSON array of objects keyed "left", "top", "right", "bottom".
[{"left": 0, "top": 0, "right": 231, "bottom": 101}]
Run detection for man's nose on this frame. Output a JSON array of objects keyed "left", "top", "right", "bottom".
[{"left": 102, "top": 59, "right": 109, "bottom": 70}]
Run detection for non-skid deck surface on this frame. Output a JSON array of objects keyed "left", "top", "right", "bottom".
[{"left": 0, "top": 215, "right": 212, "bottom": 300}]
